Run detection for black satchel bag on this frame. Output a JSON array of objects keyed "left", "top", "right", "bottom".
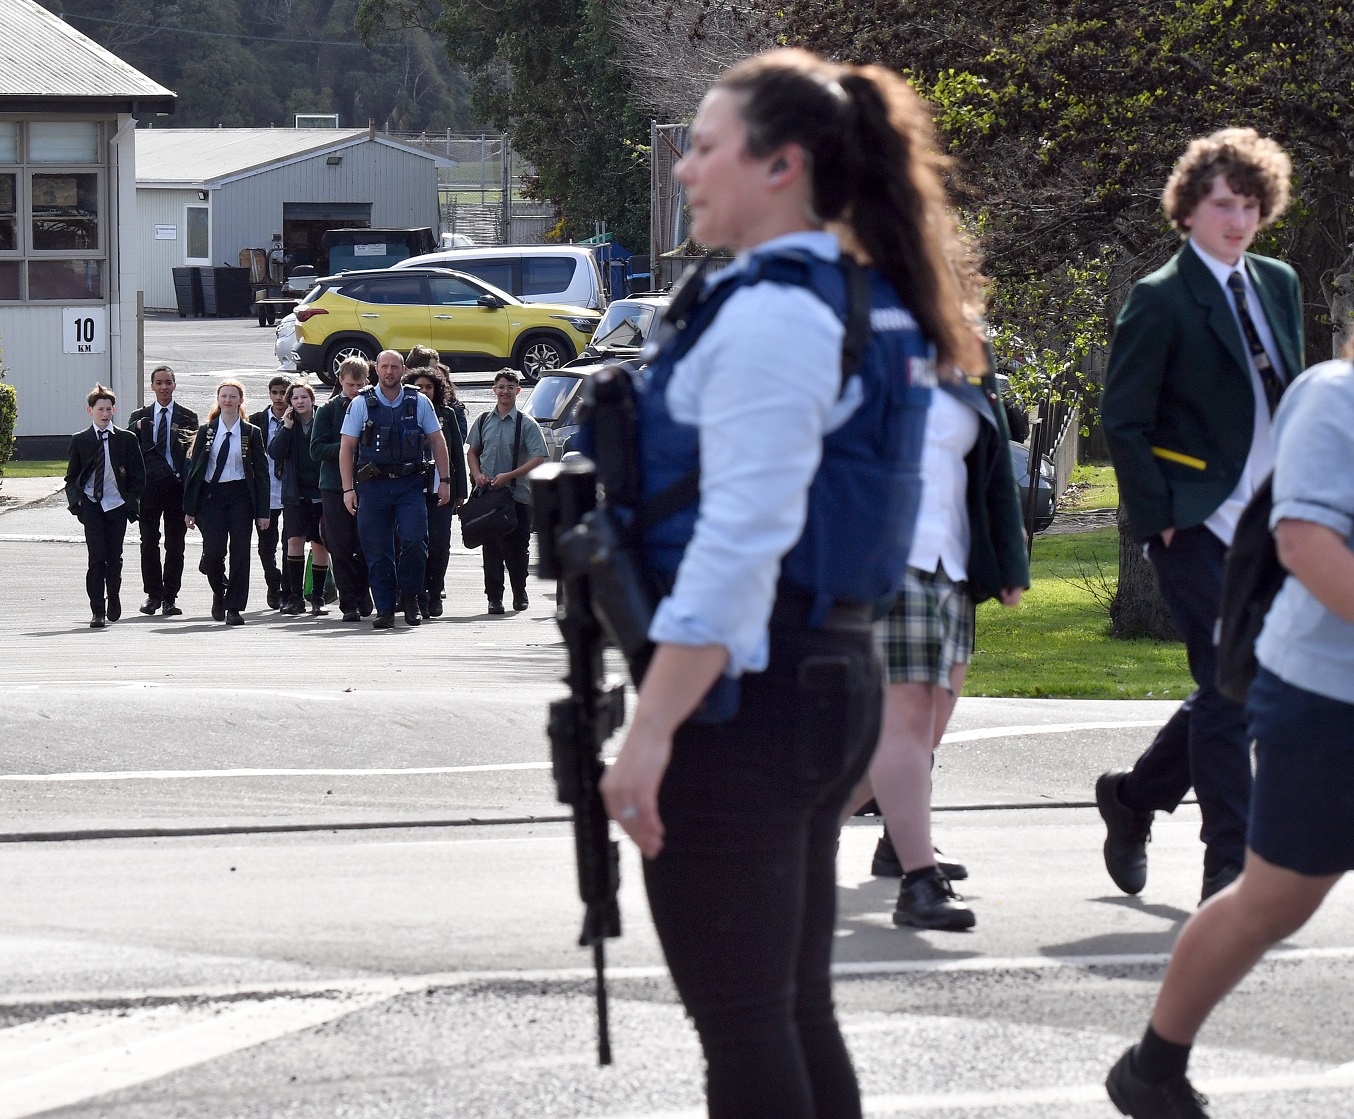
[
  {"left": 459, "top": 411, "right": 522, "bottom": 549},
  {"left": 1215, "top": 474, "right": 1287, "bottom": 704}
]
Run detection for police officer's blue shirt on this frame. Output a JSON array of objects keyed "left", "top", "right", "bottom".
[
  {"left": 340, "top": 385, "right": 442, "bottom": 440},
  {"left": 649, "top": 230, "right": 866, "bottom": 677},
  {"left": 1255, "top": 359, "right": 1354, "bottom": 704}
]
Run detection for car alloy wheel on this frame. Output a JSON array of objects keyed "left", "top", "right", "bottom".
[
  {"left": 517, "top": 337, "right": 568, "bottom": 385},
  {"left": 325, "top": 341, "right": 377, "bottom": 386}
]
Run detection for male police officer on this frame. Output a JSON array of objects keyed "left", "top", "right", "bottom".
[
  {"left": 339, "top": 350, "right": 451, "bottom": 628},
  {"left": 126, "top": 365, "right": 197, "bottom": 616}
]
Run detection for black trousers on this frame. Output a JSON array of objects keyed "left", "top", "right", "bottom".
[
  {"left": 425, "top": 496, "right": 454, "bottom": 598},
  {"left": 1120, "top": 524, "right": 1252, "bottom": 874},
  {"left": 197, "top": 480, "right": 255, "bottom": 610},
  {"left": 644, "top": 609, "right": 881, "bottom": 1118},
  {"left": 481, "top": 499, "right": 531, "bottom": 602},
  {"left": 321, "top": 489, "right": 369, "bottom": 612},
  {"left": 138, "top": 473, "right": 186, "bottom": 601},
  {"left": 256, "top": 506, "right": 289, "bottom": 596},
  {"left": 79, "top": 500, "right": 129, "bottom": 612}
]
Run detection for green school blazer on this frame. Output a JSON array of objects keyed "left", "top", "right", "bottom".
[{"left": 1101, "top": 245, "right": 1303, "bottom": 542}]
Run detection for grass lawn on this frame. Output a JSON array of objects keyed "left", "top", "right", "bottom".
[
  {"left": 966, "top": 527, "right": 1192, "bottom": 699},
  {"left": 1060, "top": 462, "right": 1119, "bottom": 511},
  {"left": 1, "top": 459, "right": 64, "bottom": 478}
]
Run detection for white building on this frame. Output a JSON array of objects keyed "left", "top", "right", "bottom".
[
  {"left": 0, "top": 0, "right": 174, "bottom": 450},
  {"left": 135, "top": 127, "right": 451, "bottom": 312}
]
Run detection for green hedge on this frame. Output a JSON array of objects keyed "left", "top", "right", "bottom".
[{"left": 0, "top": 382, "right": 15, "bottom": 474}]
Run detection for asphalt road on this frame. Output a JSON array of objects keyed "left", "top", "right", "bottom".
[{"left": 1, "top": 319, "right": 1352, "bottom": 1117}]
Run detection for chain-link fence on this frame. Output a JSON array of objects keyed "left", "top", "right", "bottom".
[{"left": 380, "top": 130, "right": 555, "bottom": 245}]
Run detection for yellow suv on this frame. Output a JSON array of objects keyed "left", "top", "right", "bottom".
[{"left": 292, "top": 267, "right": 601, "bottom": 384}]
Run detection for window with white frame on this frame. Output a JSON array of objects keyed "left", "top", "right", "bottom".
[
  {"left": 184, "top": 204, "right": 209, "bottom": 263},
  {"left": 0, "top": 120, "right": 105, "bottom": 302}
]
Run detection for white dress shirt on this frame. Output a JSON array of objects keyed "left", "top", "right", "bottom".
[
  {"left": 263, "top": 409, "right": 285, "bottom": 508},
  {"left": 208, "top": 416, "right": 246, "bottom": 483},
  {"left": 151, "top": 402, "right": 177, "bottom": 473},
  {"left": 1188, "top": 240, "right": 1280, "bottom": 546},
  {"left": 82, "top": 424, "right": 124, "bottom": 511},
  {"left": 907, "top": 389, "right": 980, "bottom": 579}
]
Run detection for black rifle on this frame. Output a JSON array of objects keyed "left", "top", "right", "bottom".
[{"left": 530, "top": 458, "right": 625, "bottom": 1066}]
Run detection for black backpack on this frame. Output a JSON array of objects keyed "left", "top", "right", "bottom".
[{"left": 1215, "top": 474, "right": 1287, "bottom": 703}]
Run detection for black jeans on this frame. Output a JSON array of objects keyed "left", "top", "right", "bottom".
[
  {"left": 321, "top": 489, "right": 369, "bottom": 612},
  {"left": 197, "top": 480, "right": 255, "bottom": 610},
  {"left": 644, "top": 609, "right": 881, "bottom": 1119},
  {"left": 481, "top": 499, "right": 531, "bottom": 603},
  {"left": 255, "top": 506, "right": 289, "bottom": 597},
  {"left": 138, "top": 473, "right": 186, "bottom": 601},
  {"left": 1121, "top": 524, "right": 1252, "bottom": 873},
  {"left": 425, "top": 495, "right": 454, "bottom": 598},
  {"left": 79, "top": 500, "right": 129, "bottom": 611}
]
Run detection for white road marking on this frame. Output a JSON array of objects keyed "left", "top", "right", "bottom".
[
  {"left": 586, "top": 1066, "right": 1354, "bottom": 1119},
  {"left": 0, "top": 719, "right": 1164, "bottom": 784},
  {"left": 5, "top": 944, "right": 1354, "bottom": 1009},
  {"left": 0, "top": 989, "right": 406, "bottom": 1119},
  {"left": 0, "top": 762, "right": 552, "bottom": 782}
]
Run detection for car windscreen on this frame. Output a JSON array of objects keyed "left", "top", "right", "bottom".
[
  {"left": 522, "top": 376, "right": 581, "bottom": 422},
  {"left": 590, "top": 301, "right": 657, "bottom": 349}
]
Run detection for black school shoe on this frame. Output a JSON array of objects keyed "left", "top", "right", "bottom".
[
  {"left": 267, "top": 588, "right": 281, "bottom": 610},
  {"left": 225, "top": 609, "right": 244, "bottom": 626},
  {"left": 512, "top": 594, "right": 529, "bottom": 611},
  {"left": 90, "top": 611, "right": 106, "bottom": 629},
  {"left": 106, "top": 593, "right": 122, "bottom": 622},
  {"left": 401, "top": 595, "right": 421, "bottom": 626},
  {"left": 872, "top": 830, "right": 968, "bottom": 881},
  {"left": 161, "top": 599, "right": 182, "bottom": 617},
  {"left": 372, "top": 611, "right": 395, "bottom": 630},
  {"left": 893, "top": 867, "right": 975, "bottom": 931},
  {"left": 140, "top": 597, "right": 161, "bottom": 615},
  {"left": 487, "top": 599, "right": 505, "bottom": 615},
  {"left": 1096, "top": 769, "right": 1153, "bottom": 895},
  {"left": 1105, "top": 1046, "right": 1209, "bottom": 1118},
  {"left": 211, "top": 595, "right": 226, "bottom": 622}
]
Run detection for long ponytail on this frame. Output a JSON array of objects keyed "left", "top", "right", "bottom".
[{"left": 715, "top": 49, "right": 982, "bottom": 372}]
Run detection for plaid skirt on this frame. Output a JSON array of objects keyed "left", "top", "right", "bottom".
[{"left": 876, "top": 565, "right": 975, "bottom": 687}]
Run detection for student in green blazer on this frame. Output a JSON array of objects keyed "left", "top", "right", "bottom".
[
  {"left": 1096, "top": 130, "right": 1305, "bottom": 935},
  {"left": 182, "top": 380, "right": 271, "bottom": 625}
]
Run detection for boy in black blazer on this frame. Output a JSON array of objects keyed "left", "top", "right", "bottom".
[
  {"left": 125, "top": 365, "right": 198, "bottom": 616},
  {"left": 64, "top": 383, "right": 146, "bottom": 628}
]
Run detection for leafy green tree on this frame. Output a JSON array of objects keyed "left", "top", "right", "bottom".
[
  {"left": 40, "top": 0, "right": 471, "bottom": 130},
  {"left": 356, "top": 0, "right": 650, "bottom": 249},
  {"left": 786, "top": 0, "right": 1354, "bottom": 374}
]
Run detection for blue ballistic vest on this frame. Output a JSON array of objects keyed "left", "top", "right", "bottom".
[
  {"left": 633, "top": 250, "right": 935, "bottom": 621},
  {"left": 356, "top": 386, "right": 426, "bottom": 468}
]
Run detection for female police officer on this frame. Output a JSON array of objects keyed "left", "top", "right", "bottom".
[{"left": 597, "top": 48, "right": 982, "bottom": 1118}]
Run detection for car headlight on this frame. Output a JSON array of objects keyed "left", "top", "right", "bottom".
[{"left": 551, "top": 314, "right": 599, "bottom": 336}]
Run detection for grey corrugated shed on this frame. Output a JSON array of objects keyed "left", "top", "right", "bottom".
[
  {"left": 137, "top": 129, "right": 455, "bottom": 186},
  {"left": 0, "top": 0, "right": 175, "bottom": 110}
]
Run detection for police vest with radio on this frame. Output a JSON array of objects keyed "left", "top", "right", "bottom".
[{"left": 355, "top": 386, "right": 428, "bottom": 483}]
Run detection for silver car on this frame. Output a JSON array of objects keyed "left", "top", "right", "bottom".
[{"left": 274, "top": 312, "right": 298, "bottom": 372}]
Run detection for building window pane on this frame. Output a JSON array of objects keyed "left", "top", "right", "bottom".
[
  {"left": 0, "top": 173, "right": 15, "bottom": 250},
  {"left": 186, "top": 206, "right": 209, "bottom": 259},
  {"left": 32, "top": 173, "right": 99, "bottom": 250},
  {"left": 0, "top": 261, "right": 19, "bottom": 300},
  {"left": 28, "top": 258, "right": 103, "bottom": 300},
  {"left": 29, "top": 122, "right": 99, "bottom": 163},
  {"left": 0, "top": 123, "right": 16, "bottom": 163}
]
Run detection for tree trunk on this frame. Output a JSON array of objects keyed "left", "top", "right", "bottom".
[{"left": 1110, "top": 505, "right": 1179, "bottom": 640}]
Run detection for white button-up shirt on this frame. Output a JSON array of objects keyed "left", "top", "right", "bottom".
[
  {"left": 82, "top": 424, "right": 124, "bottom": 511},
  {"left": 151, "top": 402, "right": 177, "bottom": 473},
  {"left": 908, "top": 388, "right": 980, "bottom": 579},
  {"left": 208, "top": 417, "right": 246, "bottom": 483},
  {"left": 1189, "top": 239, "right": 1280, "bottom": 546}
]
